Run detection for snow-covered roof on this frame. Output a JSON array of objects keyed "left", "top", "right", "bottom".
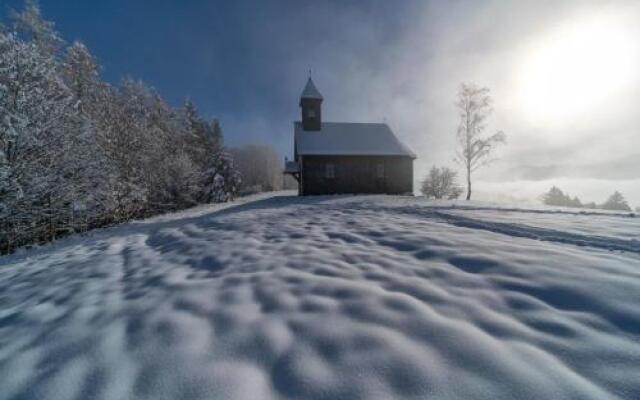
[
  {"left": 300, "top": 77, "right": 323, "bottom": 100},
  {"left": 295, "top": 122, "right": 416, "bottom": 158}
]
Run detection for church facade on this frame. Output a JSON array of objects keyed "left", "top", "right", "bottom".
[{"left": 285, "top": 78, "right": 415, "bottom": 196}]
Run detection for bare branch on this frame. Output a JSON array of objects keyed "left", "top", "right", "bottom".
[{"left": 454, "top": 83, "right": 506, "bottom": 200}]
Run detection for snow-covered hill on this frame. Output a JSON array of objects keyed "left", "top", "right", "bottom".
[{"left": 1, "top": 193, "right": 639, "bottom": 400}]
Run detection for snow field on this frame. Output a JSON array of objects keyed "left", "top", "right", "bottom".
[{"left": 1, "top": 194, "right": 639, "bottom": 399}]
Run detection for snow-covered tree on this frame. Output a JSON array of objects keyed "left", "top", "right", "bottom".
[
  {"left": 11, "top": 0, "right": 64, "bottom": 56},
  {"left": 569, "top": 196, "right": 583, "bottom": 208},
  {"left": 0, "top": 3, "right": 242, "bottom": 253},
  {"left": 0, "top": 30, "right": 103, "bottom": 248},
  {"left": 542, "top": 187, "right": 565, "bottom": 206},
  {"left": 420, "top": 166, "right": 463, "bottom": 200},
  {"left": 205, "top": 148, "right": 241, "bottom": 203},
  {"left": 176, "top": 106, "right": 240, "bottom": 203},
  {"left": 181, "top": 100, "right": 211, "bottom": 172},
  {"left": 62, "top": 41, "right": 114, "bottom": 219},
  {"left": 455, "top": 83, "right": 506, "bottom": 200},
  {"left": 63, "top": 41, "right": 101, "bottom": 110},
  {"left": 541, "top": 186, "right": 583, "bottom": 208},
  {"left": 601, "top": 191, "right": 631, "bottom": 211},
  {"left": 199, "top": 119, "right": 240, "bottom": 202}
]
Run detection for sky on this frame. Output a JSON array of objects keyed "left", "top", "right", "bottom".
[{"left": 3, "top": 0, "right": 640, "bottom": 207}]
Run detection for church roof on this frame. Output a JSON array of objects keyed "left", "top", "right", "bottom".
[
  {"left": 300, "top": 77, "right": 323, "bottom": 100},
  {"left": 294, "top": 122, "right": 416, "bottom": 158}
]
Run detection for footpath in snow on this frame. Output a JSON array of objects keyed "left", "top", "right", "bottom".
[{"left": 1, "top": 193, "right": 639, "bottom": 400}]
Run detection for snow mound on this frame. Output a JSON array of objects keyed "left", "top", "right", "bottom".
[{"left": 1, "top": 194, "right": 639, "bottom": 400}]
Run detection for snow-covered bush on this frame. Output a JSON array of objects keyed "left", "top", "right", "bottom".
[{"left": 420, "top": 166, "right": 463, "bottom": 200}]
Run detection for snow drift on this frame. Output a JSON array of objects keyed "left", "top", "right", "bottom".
[{"left": 1, "top": 193, "right": 639, "bottom": 400}]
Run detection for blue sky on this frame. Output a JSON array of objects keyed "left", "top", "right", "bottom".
[
  {"left": 3, "top": 0, "right": 640, "bottom": 205},
  {"left": 2, "top": 0, "right": 419, "bottom": 153}
]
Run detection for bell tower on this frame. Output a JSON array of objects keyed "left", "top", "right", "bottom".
[{"left": 299, "top": 77, "right": 323, "bottom": 131}]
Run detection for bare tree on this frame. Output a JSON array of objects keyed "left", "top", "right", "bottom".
[
  {"left": 455, "top": 83, "right": 506, "bottom": 200},
  {"left": 420, "top": 166, "right": 463, "bottom": 200},
  {"left": 230, "top": 144, "right": 282, "bottom": 193}
]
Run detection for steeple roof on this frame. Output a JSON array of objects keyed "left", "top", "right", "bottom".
[{"left": 300, "top": 77, "right": 323, "bottom": 100}]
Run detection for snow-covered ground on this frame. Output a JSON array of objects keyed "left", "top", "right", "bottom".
[{"left": 1, "top": 193, "right": 639, "bottom": 400}]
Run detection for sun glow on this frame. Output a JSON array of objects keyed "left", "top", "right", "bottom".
[{"left": 516, "top": 11, "right": 639, "bottom": 126}]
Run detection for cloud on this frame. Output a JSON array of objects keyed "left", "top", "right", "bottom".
[
  {"left": 203, "top": 0, "right": 640, "bottom": 205},
  {"left": 506, "top": 155, "right": 640, "bottom": 182}
]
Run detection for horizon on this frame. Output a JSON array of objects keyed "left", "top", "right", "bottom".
[{"left": 3, "top": 0, "right": 639, "bottom": 207}]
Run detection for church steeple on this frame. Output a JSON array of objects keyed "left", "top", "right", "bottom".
[{"left": 300, "top": 77, "right": 323, "bottom": 131}]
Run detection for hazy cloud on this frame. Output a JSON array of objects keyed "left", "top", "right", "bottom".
[{"left": 22, "top": 0, "right": 640, "bottom": 206}]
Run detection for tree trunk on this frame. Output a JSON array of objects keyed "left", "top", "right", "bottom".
[{"left": 466, "top": 165, "right": 472, "bottom": 200}]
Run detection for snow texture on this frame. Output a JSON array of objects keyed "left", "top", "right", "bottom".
[
  {"left": 295, "top": 122, "right": 416, "bottom": 158},
  {"left": 1, "top": 193, "right": 639, "bottom": 400}
]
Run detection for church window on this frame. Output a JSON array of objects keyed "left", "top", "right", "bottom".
[
  {"left": 376, "top": 163, "right": 385, "bottom": 179},
  {"left": 326, "top": 163, "right": 335, "bottom": 179}
]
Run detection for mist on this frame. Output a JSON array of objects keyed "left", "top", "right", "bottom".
[{"left": 218, "top": 0, "right": 640, "bottom": 206}]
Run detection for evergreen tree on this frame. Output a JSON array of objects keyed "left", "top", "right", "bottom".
[
  {"left": 181, "top": 100, "right": 210, "bottom": 171},
  {"left": 202, "top": 121, "right": 240, "bottom": 203},
  {"left": 542, "top": 186, "right": 567, "bottom": 206},
  {"left": 541, "top": 186, "right": 583, "bottom": 208},
  {"left": 601, "top": 191, "right": 631, "bottom": 211},
  {"left": 569, "top": 196, "right": 583, "bottom": 208},
  {"left": 205, "top": 150, "right": 241, "bottom": 203}
]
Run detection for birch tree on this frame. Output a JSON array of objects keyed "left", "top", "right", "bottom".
[{"left": 455, "top": 83, "right": 506, "bottom": 200}]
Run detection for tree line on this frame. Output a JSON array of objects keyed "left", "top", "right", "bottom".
[
  {"left": 542, "top": 186, "right": 634, "bottom": 212},
  {"left": 0, "top": 2, "right": 240, "bottom": 254}
]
